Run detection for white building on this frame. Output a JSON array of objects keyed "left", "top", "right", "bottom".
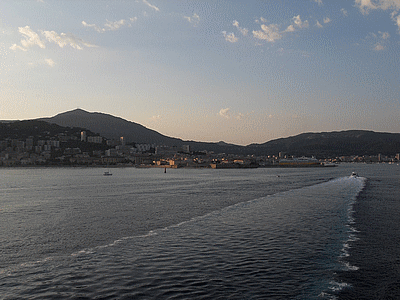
[{"left": 81, "top": 131, "right": 87, "bottom": 142}]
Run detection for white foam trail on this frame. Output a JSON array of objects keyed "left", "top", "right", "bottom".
[
  {"left": 338, "top": 176, "right": 366, "bottom": 273},
  {"left": 71, "top": 249, "right": 95, "bottom": 256},
  {"left": 329, "top": 280, "right": 352, "bottom": 292},
  {"left": 0, "top": 256, "right": 55, "bottom": 276},
  {"left": 50, "top": 173, "right": 365, "bottom": 286}
]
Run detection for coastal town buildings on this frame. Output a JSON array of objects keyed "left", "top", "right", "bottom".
[{"left": 0, "top": 124, "right": 399, "bottom": 168}]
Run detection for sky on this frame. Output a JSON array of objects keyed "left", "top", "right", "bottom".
[{"left": 1, "top": 0, "right": 399, "bottom": 145}]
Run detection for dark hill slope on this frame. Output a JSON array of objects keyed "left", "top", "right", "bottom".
[
  {"left": 0, "top": 120, "right": 108, "bottom": 152},
  {"left": 40, "top": 109, "right": 183, "bottom": 146},
  {"left": 247, "top": 130, "right": 400, "bottom": 157},
  {"left": 39, "top": 109, "right": 247, "bottom": 153},
  {"left": 0, "top": 120, "right": 97, "bottom": 140},
  {"left": 39, "top": 109, "right": 400, "bottom": 157}
]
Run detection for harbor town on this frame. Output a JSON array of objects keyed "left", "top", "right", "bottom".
[{"left": 1, "top": 128, "right": 399, "bottom": 168}]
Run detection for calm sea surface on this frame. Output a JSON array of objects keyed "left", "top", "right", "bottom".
[{"left": 0, "top": 164, "right": 399, "bottom": 299}]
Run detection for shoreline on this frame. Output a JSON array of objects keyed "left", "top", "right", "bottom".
[{"left": 0, "top": 164, "right": 340, "bottom": 169}]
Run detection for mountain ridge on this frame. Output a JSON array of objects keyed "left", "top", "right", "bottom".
[
  {"left": 38, "top": 108, "right": 400, "bottom": 157},
  {"left": 39, "top": 108, "right": 183, "bottom": 146}
]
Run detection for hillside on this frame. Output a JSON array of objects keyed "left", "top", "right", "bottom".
[
  {"left": 247, "top": 130, "right": 400, "bottom": 157},
  {"left": 39, "top": 109, "right": 247, "bottom": 153},
  {"left": 40, "top": 109, "right": 183, "bottom": 146},
  {"left": 38, "top": 109, "right": 400, "bottom": 157},
  {"left": 0, "top": 120, "right": 108, "bottom": 153},
  {"left": 0, "top": 120, "right": 96, "bottom": 141}
]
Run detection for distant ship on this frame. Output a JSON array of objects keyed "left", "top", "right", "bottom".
[
  {"left": 278, "top": 157, "right": 321, "bottom": 167},
  {"left": 322, "top": 162, "right": 337, "bottom": 167},
  {"left": 103, "top": 171, "right": 112, "bottom": 176}
]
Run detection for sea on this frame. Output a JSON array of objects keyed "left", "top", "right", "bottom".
[{"left": 0, "top": 163, "right": 399, "bottom": 299}]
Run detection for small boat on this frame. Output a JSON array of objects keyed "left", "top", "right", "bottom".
[
  {"left": 104, "top": 171, "right": 112, "bottom": 176},
  {"left": 350, "top": 172, "right": 358, "bottom": 178}
]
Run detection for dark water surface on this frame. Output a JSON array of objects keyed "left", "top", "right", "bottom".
[
  {"left": 0, "top": 164, "right": 399, "bottom": 299},
  {"left": 336, "top": 164, "right": 400, "bottom": 300}
]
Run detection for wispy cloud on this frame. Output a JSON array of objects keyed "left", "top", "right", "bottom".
[
  {"left": 10, "top": 26, "right": 45, "bottom": 51},
  {"left": 355, "top": 0, "right": 400, "bottom": 29},
  {"left": 82, "top": 21, "right": 104, "bottom": 33},
  {"left": 233, "top": 20, "right": 248, "bottom": 36},
  {"left": 45, "top": 58, "right": 55, "bottom": 67},
  {"left": 142, "top": 0, "right": 159, "bottom": 11},
  {"left": 218, "top": 108, "right": 247, "bottom": 120},
  {"left": 391, "top": 11, "right": 400, "bottom": 32},
  {"left": 292, "top": 15, "right": 309, "bottom": 29},
  {"left": 395, "top": 14, "right": 400, "bottom": 31},
  {"left": 10, "top": 44, "right": 28, "bottom": 51},
  {"left": 341, "top": 8, "right": 349, "bottom": 17},
  {"left": 82, "top": 18, "right": 136, "bottom": 33},
  {"left": 285, "top": 24, "right": 296, "bottom": 32},
  {"left": 355, "top": 0, "right": 378, "bottom": 14},
  {"left": 252, "top": 15, "right": 310, "bottom": 43},
  {"left": 253, "top": 23, "right": 282, "bottom": 42},
  {"left": 314, "top": 0, "right": 323, "bottom": 5},
  {"left": 222, "top": 31, "right": 238, "bottom": 43},
  {"left": 374, "top": 43, "right": 385, "bottom": 50},
  {"left": 42, "top": 30, "right": 97, "bottom": 49},
  {"left": 27, "top": 58, "right": 56, "bottom": 67},
  {"left": 218, "top": 108, "right": 231, "bottom": 119},
  {"left": 323, "top": 17, "right": 331, "bottom": 23},
  {"left": 368, "top": 31, "right": 390, "bottom": 50},
  {"left": 379, "top": 31, "right": 390, "bottom": 39},
  {"left": 355, "top": 0, "right": 400, "bottom": 15},
  {"left": 10, "top": 26, "right": 96, "bottom": 51},
  {"left": 184, "top": 13, "right": 200, "bottom": 26},
  {"left": 316, "top": 20, "right": 323, "bottom": 28},
  {"left": 284, "top": 15, "right": 310, "bottom": 32},
  {"left": 104, "top": 19, "right": 129, "bottom": 31}
]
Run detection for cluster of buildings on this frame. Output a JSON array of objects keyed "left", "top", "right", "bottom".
[
  {"left": 1, "top": 129, "right": 399, "bottom": 168},
  {"left": 0, "top": 136, "right": 63, "bottom": 166},
  {"left": 0, "top": 129, "right": 206, "bottom": 167},
  {"left": 325, "top": 154, "right": 400, "bottom": 164},
  {"left": 0, "top": 130, "right": 268, "bottom": 168}
]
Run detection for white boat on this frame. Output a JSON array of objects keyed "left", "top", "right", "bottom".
[
  {"left": 322, "top": 162, "right": 337, "bottom": 167},
  {"left": 350, "top": 172, "right": 358, "bottom": 178},
  {"left": 103, "top": 171, "right": 112, "bottom": 176}
]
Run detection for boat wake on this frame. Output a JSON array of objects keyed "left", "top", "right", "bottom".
[{"left": 2, "top": 175, "right": 367, "bottom": 300}]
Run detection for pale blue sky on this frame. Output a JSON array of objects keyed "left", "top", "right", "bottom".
[{"left": 1, "top": 0, "right": 399, "bottom": 145}]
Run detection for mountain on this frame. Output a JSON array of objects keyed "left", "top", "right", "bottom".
[
  {"left": 39, "top": 109, "right": 247, "bottom": 153},
  {"left": 0, "top": 119, "right": 96, "bottom": 141},
  {"left": 246, "top": 130, "right": 400, "bottom": 157},
  {"left": 39, "top": 109, "right": 400, "bottom": 157},
  {"left": 40, "top": 109, "right": 182, "bottom": 146},
  {"left": 0, "top": 120, "right": 108, "bottom": 153}
]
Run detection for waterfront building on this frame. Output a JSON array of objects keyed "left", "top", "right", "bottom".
[{"left": 81, "top": 131, "right": 87, "bottom": 142}]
